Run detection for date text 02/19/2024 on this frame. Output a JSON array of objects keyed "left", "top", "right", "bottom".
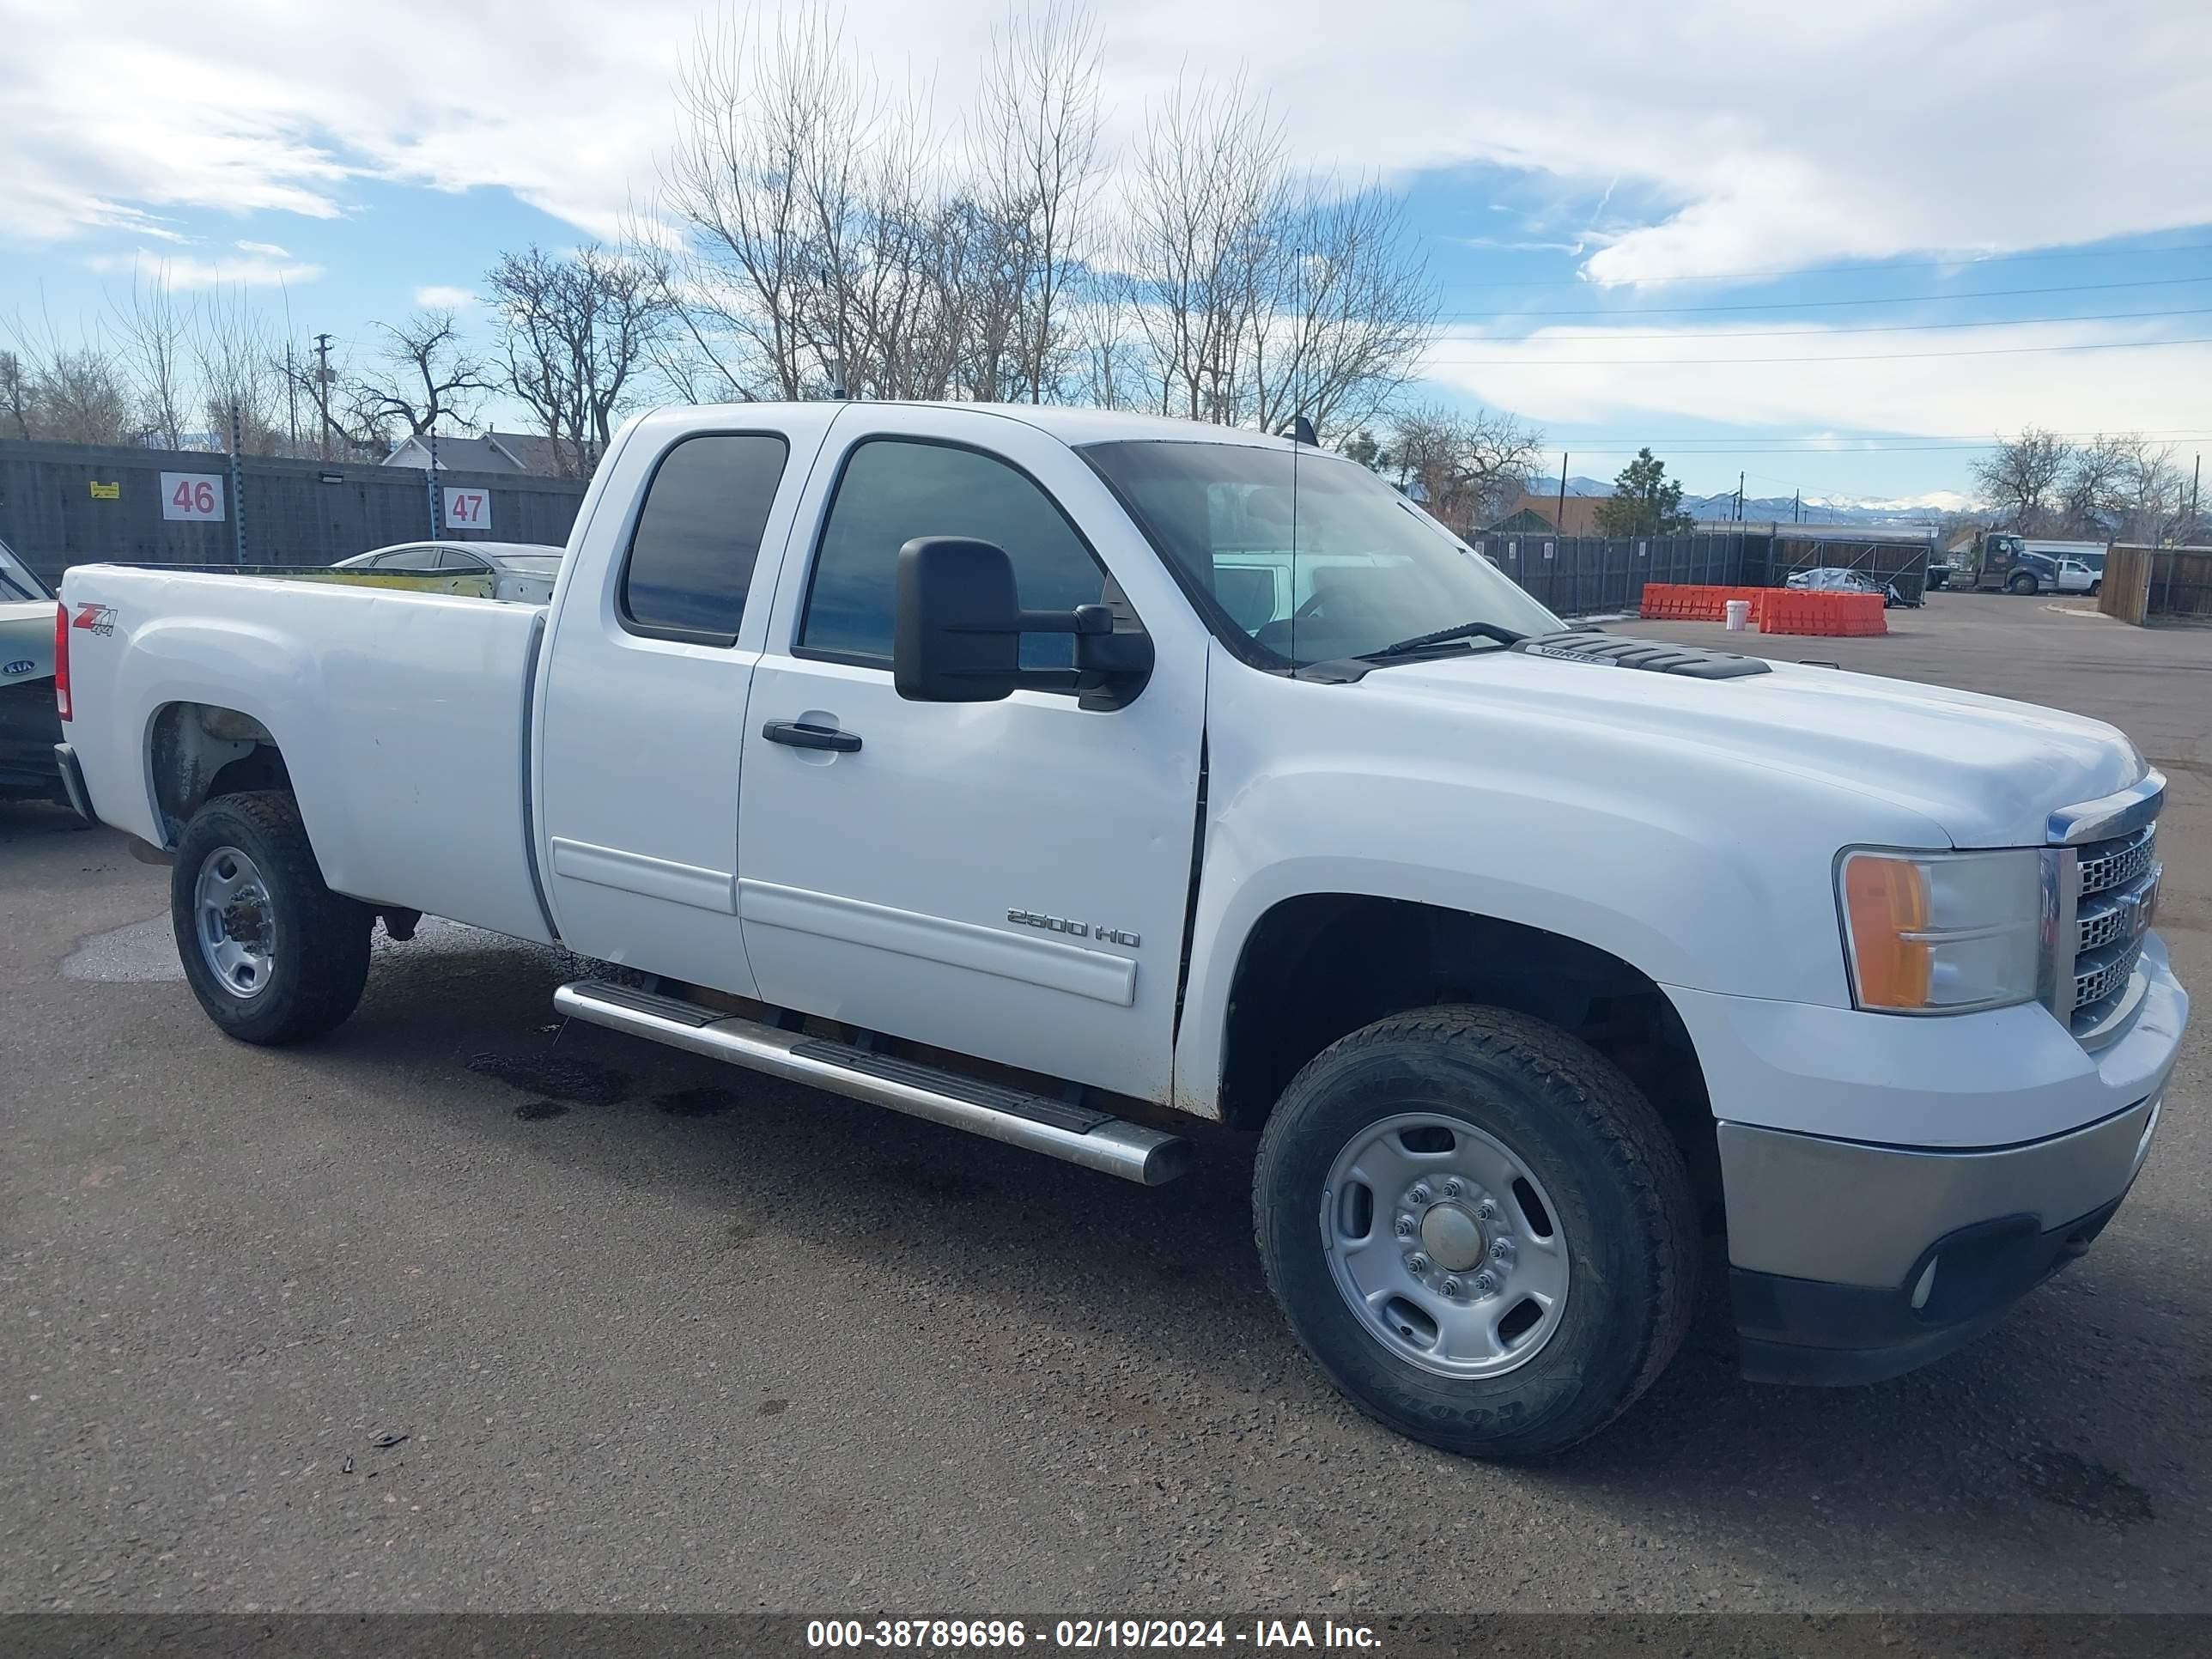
[{"left": 805, "top": 1619, "right": 1382, "bottom": 1650}]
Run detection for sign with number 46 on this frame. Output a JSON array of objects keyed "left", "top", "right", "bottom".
[
  {"left": 161, "top": 473, "right": 225, "bottom": 521},
  {"left": 443, "top": 487, "right": 491, "bottom": 531}
]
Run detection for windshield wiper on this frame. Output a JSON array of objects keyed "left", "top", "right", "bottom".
[{"left": 1361, "top": 620, "right": 1528, "bottom": 660}]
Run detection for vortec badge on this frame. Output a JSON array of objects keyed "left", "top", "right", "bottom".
[{"left": 71, "top": 603, "right": 116, "bottom": 636}]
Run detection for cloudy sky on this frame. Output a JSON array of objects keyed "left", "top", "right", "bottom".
[{"left": 5, "top": 0, "right": 2209, "bottom": 505}]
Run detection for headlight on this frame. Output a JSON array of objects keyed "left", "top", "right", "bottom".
[{"left": 1838, "top": 848, "right": 2043, "bottom": 1013}]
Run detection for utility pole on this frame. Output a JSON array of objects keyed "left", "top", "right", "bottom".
[
  {"left": 1793, "top": 489, "right": 1801, "bottom": 524},
  {"left": 313, "top": 332, "right": 336, "bottom": 462},
  {"left": 1555, "top": 452, "right": 1569, "bottom": 539},
  {"left": 285, "top": 343, "right": 299, "bottom": 452},
  {"left": 424, "top": 416, "right": 442, "bottom": 536},
  {"left": 2191, "top": 453, "right": 2202, "bottom": 544},
  {"left": 1735, "top": 471, "right": 1745, "bottom": 524}
]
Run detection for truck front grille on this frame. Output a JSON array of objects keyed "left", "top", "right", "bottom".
[{"left": 2051, "top": 817, "right": 2160, "bottom": 1048}]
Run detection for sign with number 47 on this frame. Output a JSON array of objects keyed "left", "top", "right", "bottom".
[
  {"left": 443, "top": 487, "right": 491, "bottom": 531},
  {"left": 161, "top": 473, "right": 225, "bottom": 521}
]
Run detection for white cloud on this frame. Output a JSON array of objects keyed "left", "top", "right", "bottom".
[
  {"left": 414, "top": 284, "right": 475, "bottom": 309},
  {"left": 1417, "top": 318, "right": 2212, "bottom": 440},
  {"left": 234, "top": 239, "right": 290, "bottom": 257},
  {"left": 1, "top": 0, "right": 2205, "bottom": 293},
  {"left": 87, "top": 251, "right": 324, "bottom": 289}
]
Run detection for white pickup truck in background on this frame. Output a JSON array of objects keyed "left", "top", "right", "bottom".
[{"left": 53, "top": 402, "right": 2186, "bottom": 1456}]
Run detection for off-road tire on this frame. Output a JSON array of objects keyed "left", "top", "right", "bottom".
[
  {"left": 171, "top": 789, "right": 371, "bottom": 1044},
  {"left": 1254, "top": 1005, "right": 1698, "bottom": 1459}
]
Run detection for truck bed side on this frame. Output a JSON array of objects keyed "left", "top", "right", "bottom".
[{"left": 61, "top": 567, "right": 555, "bottom": 945}]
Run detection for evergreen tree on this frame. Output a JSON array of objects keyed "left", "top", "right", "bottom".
[{"left": 1593, "top": 447, "right": 1694, "bottom": 537}]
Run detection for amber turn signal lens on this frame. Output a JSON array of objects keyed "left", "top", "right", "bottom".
[{"left": 1843, "top": 854, "right": 1932, "bottom": 1010}]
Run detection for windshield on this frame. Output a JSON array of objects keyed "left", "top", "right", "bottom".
[
  {"left": 0, "top": 538, "right": 54, "bottom": 602},
  {"left": 1083, "top": 440, "right": 1561, "bottom": 668}
]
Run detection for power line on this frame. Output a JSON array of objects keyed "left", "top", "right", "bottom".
[
  {"left": 1434, "top": 274, "right": 2212, "bottom": 319},
  {"left": 1427, "top": 334, "right": 2212, "bottom": 367},
  {"left": 1499, "top": 305, "right": 2212, "bottom": 343},
  {"left": 1446, "top": 240, "right": 2212, "bottom": 290}
]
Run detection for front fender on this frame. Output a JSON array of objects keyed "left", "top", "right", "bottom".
[{"left": 1170, "top": 651, "right": 1950, "bottom": 1117}]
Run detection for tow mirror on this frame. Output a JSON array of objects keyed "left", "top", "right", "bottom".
[{"left": 893, "top": 537, "right": 1152, "bottom": 708}]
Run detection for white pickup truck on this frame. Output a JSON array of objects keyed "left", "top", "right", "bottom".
[{"left": 53, "top": 402, "right": 2185, "bottom": 1457}]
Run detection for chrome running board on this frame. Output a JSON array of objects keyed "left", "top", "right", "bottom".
[{"left": 552, "top": 979, "right": 1192, "bottom": 1186}]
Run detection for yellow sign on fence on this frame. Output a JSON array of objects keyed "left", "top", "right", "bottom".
[{"left": 88, "top": 480, "right": 120, "bottom": 501}]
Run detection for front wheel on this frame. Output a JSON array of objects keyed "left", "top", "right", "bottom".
[
  {"left": 171, "top": 790, "right": 371, "bottom": 1044},
  {"left": 1254, "top": 1006, "right": 1698, "bottom": 1459},
  {"left": 2008, "top": 573, "right": 2038, "bottom": 595}
]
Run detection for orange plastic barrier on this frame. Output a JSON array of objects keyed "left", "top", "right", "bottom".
[
  {"left": 1638, "top": 583, "right": 1773, "bottom": 624},
  {"left": 1638, "top": 583, "right": 1887, "bottom": 635}
]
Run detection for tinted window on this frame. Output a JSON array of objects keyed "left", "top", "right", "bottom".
[
  {"left": 373, "top": 548, "right": 445, "bottom": 574},
  {"left": 438, "top": 549, "right": 491, "bottom": 573},
  {"left": 800, "top": 439, "right": 1107, "bottom": 666},
  {"left": 621, "top": 434, "right": 790, "bottom": 645}
]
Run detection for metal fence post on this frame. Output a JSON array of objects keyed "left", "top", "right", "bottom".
[{"left": 228, "top": 404, "right": 246, "bottom": 564}]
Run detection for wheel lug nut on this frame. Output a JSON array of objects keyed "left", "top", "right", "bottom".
[
  {"left": 1490, "top": 1238, "right": 1513, "bottom": 1261},
  {"left": 1442, "top": 1277, "right": 1462, "bottom": 1297},
  {"left": 1442, "top": 1179, "right": 1462, "bottom": 1198},
  {"left": 1474, "top": 1200, "right": 1499, "bottom": 1222},
  {"left": 1407, "top": 1254, "right": 1429, "bottom": 1275},
  {"left": 1409, "top": 1185, "right": 1431, "bottom": 1205},
  {"left": 1472, "top": 1271, "right": 1498, "bottom": 1295},
  {"left": 1395, "top": 1215, "right": 1415, "bottom": 1237}
]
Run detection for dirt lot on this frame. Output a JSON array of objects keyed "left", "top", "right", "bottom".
[{"left": 1, "top": 592, "right": 2206, "bottom": 1614}]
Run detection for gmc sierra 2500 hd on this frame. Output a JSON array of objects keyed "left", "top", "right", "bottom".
[{"left": 54, "top": 402, "right": 2185, "bottom": 1456}]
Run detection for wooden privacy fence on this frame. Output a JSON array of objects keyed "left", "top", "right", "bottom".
[{"left": 2098, "top": 544, "right": 2212, "bottom": 625}]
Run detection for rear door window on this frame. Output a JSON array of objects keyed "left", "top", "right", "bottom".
[{"left": 620, "top": 434, "right": 791, "bottom": 646}]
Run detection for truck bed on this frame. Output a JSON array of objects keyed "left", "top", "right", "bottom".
[{"left": 60, "top": 567, "right": 556, "bottom": 945}]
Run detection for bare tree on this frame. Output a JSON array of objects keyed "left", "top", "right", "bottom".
[
  {"left": 1376, "top": 403, "right": 1547, "bottom": 536},
  {"left": 660, "top": 5, "right": 866, "bottom": 400},
  {"left": 350, "top": 309, "right": 495, "bottom": 441},
  {"left": 488, "top": 245, "right": 672, "bottom": 476},
  {"left": 0, "top": 350, "right": 31, "bottom": 440},
  {"left": 2, "top": 308, "right": 137, "bottom": 444},
  {"left": 2118, "top": 441, "right": 2189, "bottom": 544},
  {"left": 194, "top": 286, "right": 289, "bottom": 453},
  {"left": 1251, "top": 184, "right": 1437, "bottom": 440},
  {"left": 109, "top": 266, "right": 197, "bottom": 448},
  {"left": 1117, "top": 75, "right": 1288, "bottom": 427},
  {"left": 974, "top": 3, "right": 1103, "bottom": 402},
  {"left": 1971, "top": 428, "right": 2069, "bottom": 532},
  {"left": 2058, "top": 433, "right": 2131, "bottom": 537}
]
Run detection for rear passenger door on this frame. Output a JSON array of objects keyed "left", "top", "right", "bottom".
[{"left": 537, "top": 410, "right": 839, "bottom": 994}]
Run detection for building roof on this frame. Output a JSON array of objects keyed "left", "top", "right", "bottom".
[
  {"left": 383, "top": 429, "right": 567, "bottom": 474},
  {"left": 1496, "top": 489, "right": 1609, "bottom": 537}
]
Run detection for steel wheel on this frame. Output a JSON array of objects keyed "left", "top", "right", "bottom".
[
  {"left": 193, "top": 844, "right": 276, "bottom": 1000},
  {"left": 1321, "top": 1111, "right": 1571, "bottom": 1379}
]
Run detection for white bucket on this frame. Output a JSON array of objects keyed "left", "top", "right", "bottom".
[{"left": 1723, "top": 598, "right": 1751, "bottom": 631}]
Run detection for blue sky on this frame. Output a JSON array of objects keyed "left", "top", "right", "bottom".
[{"left": 6, "top": 0, "right": 2209, "bottom": 508}]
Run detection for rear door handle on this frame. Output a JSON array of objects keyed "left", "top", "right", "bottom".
[{"left": 762, "top": 719, "right": 861, "bottom": 753}]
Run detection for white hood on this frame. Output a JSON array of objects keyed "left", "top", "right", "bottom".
[{"left": 1378, "top": 648, "right": 2143, "bottom": 849}]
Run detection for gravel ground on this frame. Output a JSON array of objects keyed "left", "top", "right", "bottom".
[{"left": 1, "top": 592, "right": 2206, "bottom": 1615}]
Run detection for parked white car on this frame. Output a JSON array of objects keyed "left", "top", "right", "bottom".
[
  {"left": 332, "top": 540, "right": 564, "bottom": 605},
  {"left": 53, "top": 403, "right": 2185, "bottom": 1458}
]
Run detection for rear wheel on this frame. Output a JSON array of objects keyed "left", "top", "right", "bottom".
[
  {"left": 1254, "top": 1006, "right": 1698, "bottom": 1458},
  {"left": 171, "top": 790, "right": 371, "bottom": 1044}
]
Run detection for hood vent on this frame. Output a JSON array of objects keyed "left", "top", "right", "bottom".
[{"left": 1512, "top": 630, "right": 1773, "bottom": 680}]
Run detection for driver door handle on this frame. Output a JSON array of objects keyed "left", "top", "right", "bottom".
[{"left": 762, "top": 719, "right": 862, "bottom": 754}]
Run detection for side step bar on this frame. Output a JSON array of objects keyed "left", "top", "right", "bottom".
[{"left": 553, "top": 980, "right": 1193, "bottom": 1186}]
